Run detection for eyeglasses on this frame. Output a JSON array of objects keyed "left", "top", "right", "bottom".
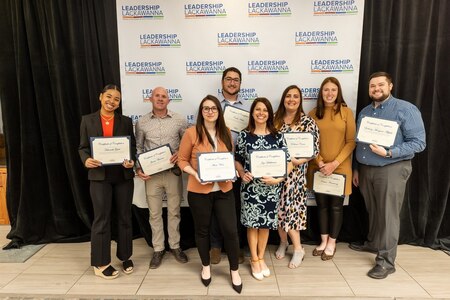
[
  {"left": 224, "top": 77, "right": 241, "bottom": 83},
  {"left": 202, "top": 106, "right": 218, "bottom": 113}
]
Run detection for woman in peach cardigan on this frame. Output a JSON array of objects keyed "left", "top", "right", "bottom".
[{"left": 178, "top": 95, "right": 242, "bottom": 294}]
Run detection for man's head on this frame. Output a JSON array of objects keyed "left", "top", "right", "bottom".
[
  {"left": 221, "top": 67, "right": 242, "bottom": 98},
  {"left": 369, "top": 72, "right": 393, "bottom": 102},
  {"left": 150, "top": 86, "right": 170, "bottom": 113}
]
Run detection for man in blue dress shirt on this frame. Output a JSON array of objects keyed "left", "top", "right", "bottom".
[{"left": 350, "top": 72, "right": 426, "bottom": 279}]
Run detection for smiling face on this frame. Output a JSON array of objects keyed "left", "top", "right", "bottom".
[
  {"left": 252, "top": 101, "right": 269, "bottom": 125},
  {"left": 221, "top": 70, "right": 241, "bottom": 97},
  {"left": 201, "top": 99, "right": 219, "bottom": 124},
  {"left": 369, "top": 76, "right": 393, "bottom": 102},
  {"left": 284, "top": 88, "right": 301, "bottom": 113},
  {"left": 150, "top": 87, "right": 170, "bottom": 113},
  {"left": 99, "top": 89, "right": 121, "bottom": 114},
  {"left": 322, "top": 82, "right": 339, "bottom": 107}
]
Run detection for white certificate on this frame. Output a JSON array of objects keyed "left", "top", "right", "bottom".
[
  {"left": 223, "top": 105, "right": 250, "bottom": 133},
  {"left": 283, "top": 132, "right": 315, "bottom": 158},
  {"left": 137, "top": 144, "right": 174, "bottom": 175},
  {"left": 197, "top": 152, "right": 236, "bottom": 182},
  {"left": 313, "top": 172, "right": 346, "bottom": 197},
  {"left": 249, "top": 149, "right": 287, "bottom": 178},
  {"left": 357, "top": 116, "right": 399, "bottom": 147},
  {"left": 90, "top": 136, "right": 131, "bottom": 165}
]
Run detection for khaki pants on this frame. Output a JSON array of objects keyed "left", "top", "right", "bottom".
[{"left": 145, "top": 170, "right": 182, "bottom": 251}]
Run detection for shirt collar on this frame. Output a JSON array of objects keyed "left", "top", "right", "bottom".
[
  {"left": 150, "top": 109, "right": 173, "bottom": 118},
  {"left": 372, "top": 95, "right": 393, "bottom": 109},
  {"left": 219, "top": 92, "right": 244, "bottom": 105}
]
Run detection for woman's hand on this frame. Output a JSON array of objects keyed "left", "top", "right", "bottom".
[
  {"left": 291, "top": 157, "right": 308, "bottom": 166},
  {"left": 122, "top": 159, "right": 134, "bottom": 169},
  {"left": 319, "top": 160, "right": 339, "bottom": 176},
  {"left": 241, "top": 171, "right": 254, "bottom": 184},
  {"left": 85, "top": 158, "right": 102, "bottom": 168},
  {"left": 261, "top": 176, "right": 283, "bottom": 185}
]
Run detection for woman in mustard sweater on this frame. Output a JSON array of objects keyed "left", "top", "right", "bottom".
[
  {"left": 307, "top": 77, "right": 356, "bottom": 260},
  {"left": 178, "top": 95, "right": 242, "bottom": 293}
]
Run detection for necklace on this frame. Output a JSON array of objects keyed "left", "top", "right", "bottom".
[{"left": 101, "top": 114, "right": 114, "bottom": 125}]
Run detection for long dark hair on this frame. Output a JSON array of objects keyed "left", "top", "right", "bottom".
[
  {"left": 101, "top": 84, "right": 121, "bottom": 94},
  {"left": 195, "top": 95, "right": 232, "bottom": 151},
  {"left": 315, "top": 77, "right": 347, "bottom": 119},
  {"left": 246, "top": 97, "right": 278, "bottom": 136},
  {"left": 274, "top": 85, "right": 304, "bottom": 129}
]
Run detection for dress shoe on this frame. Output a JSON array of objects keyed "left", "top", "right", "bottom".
[
  {"left": 94, "top": 265, "right": 119, "bottom": 279},
  {"left": 348, "top": 242, "right": 376, "bottom": 253},
  {"left": 230, "top": 271, "right": 242, "bottom": 294},
  {"left": 312, "top": 248, "right": 324, "bottom": 256},
  {"left": 367, "top": 265, "right": 396, "bottom": 279},
  {"left": 171, "top": 248, "right": 188, "bottom": 263},
  {"left": 149, "top": 250, "right": 165, "bottom": 269},
  {"left": 210, "top": 247, "right": 222, "bottom": 264},
  {"left": 321, "top": 248, "right": 336, "bottom": 261},
  {"left": 259, "top": 259, "right": 270, "bottom": 277},
  {"left": 201, "top": 273, "right": 211, "bottom": 287},
  {"left": 250, "top": 259, "right": 263, "bottom": 280},
  {"left": 122, "top": 259, "right": 134, "bottom": 274}
]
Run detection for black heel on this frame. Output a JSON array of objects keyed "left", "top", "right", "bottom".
[
  {"left": 230, "top": 271, "right": 242, "bottom": 294},
  {"left": 201, "top": 268, "right": 211, "bottom": 287}
]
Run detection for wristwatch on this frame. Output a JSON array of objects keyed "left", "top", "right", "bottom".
[{"left": 385, "top": 150, "right": 392, "bottom": 158}]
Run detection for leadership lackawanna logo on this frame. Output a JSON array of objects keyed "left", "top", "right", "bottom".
[
  {"left": 140, "top": 33, "right": 181, "bottom": 48},
  {"left": 248, "top": 60, "right": 289, "bottom": 74},
  {"left": 248, "top": 1, "right": 292, "bottom": 17},
  {"left": 295, "top": 31, "right": 338, "bottom": 46},
  {"left": 311, "top": 59, "right": 353, "bottom": 73},
  {"left": 301, "top": 87, "right": 320, "bottom": 100},
  {"left": 184, "top": 3, "right": 227, "bottom": 18},
  {"left": 121, "top": 4, "right": 164, "bottom": 19},
  {"left": 125, "top": 61, "right": 165, "bottom": 75},
  {"left": 218, "top": 32, "right": 260, "bottom": 47},
  {"left": 313, "top": 0, "right": 358, "bottom": 15},
  {"left": 218, "top": 88, "right": 259, "bottom": 101},
  {"left": 186, "top": 60, "right": 225, "bottom": 75},
  {"left": 142, "top": 88, "right": 182, "bottom": 102}
]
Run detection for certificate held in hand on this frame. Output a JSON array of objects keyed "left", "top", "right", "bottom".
[
  {"left": 249, "top": 149, "right": 287, "bottom": 178},
  {"left": 223, "top": 105, "right": 250, "bottom": 133},
  {"left": 313, "top": 171, "right": 346, "bottom": 197},
  {"left": 197, "top": 152, "right": 236, "bottom": 183},
  {"left": 137, "top": 144, "right": 174, "bottom": 176},
  {"left": 90, "top": 136, "right": 131, "bottom": 165},
  {"left": 356, "top": 116, "right": 399, "bottom": 147},
  {"left": 283, "top": 132, "right": 315, "bottom": 158}
]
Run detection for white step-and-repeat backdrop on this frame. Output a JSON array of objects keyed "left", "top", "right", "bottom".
[{"left": 116, "top": 0, "right": 364, "bottom": 206}]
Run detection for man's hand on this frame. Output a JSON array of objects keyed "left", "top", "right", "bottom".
[
  {"left": 369, "top": 144, "right": 388, "bottom": 157},
  {"left": 352, "top": 169, "right": 359, "bottom": 187},
  {"left": 137, "top": 168, "right": 151, "bottom": 181}
]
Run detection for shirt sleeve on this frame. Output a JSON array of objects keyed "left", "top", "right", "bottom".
[
  {"left": 177, "top": 128, "right": 194, "bottom": 171},
  {"left": 335, "top": 107, "right": 356, "bottom": 164},
  {"left": 391, "top": 105, "right": 426, "bottom": 158}
]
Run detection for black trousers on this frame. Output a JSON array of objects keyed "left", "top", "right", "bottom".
[
  {"left": 315, "top": 193, "right": 344, "bottom": 239},
  {"left": 90, "top": 179, "right": 133, "bottom": 266},
  {"left": 188, "top": 190, "right": 240, "bottom": 270}
]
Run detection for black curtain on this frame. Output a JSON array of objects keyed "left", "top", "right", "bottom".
[{"left": 1, "top": 0, "right": 449, "bottom": 251}]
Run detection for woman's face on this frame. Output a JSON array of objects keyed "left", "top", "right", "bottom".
[
  {"left": 284, "top": 88, "right": 301, "bottom": 113},
  {"left": 99, "top": 89, "right": 121, "bottom": 113},
  {"left": 322, "top": 82, "right": 339, "bottom": 106},
  {"left": 201, "top": 99, "right": 219, "bottom": 123},
  {"left": 252, "top": 101, "right": 269, "bottom": 125}
]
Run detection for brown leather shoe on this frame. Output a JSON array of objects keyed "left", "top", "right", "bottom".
[
  {"left": 149, "top": 250, "right": 165, "bottom": 269},
  {"left": 210, "top": 247, "right": 221, "bottom": 264},
  {"left": 171, "top": 248, "right": 188, "bottom": 263},
  {"left": 312, "top": 248, "right": 324, "bottom": 256}
]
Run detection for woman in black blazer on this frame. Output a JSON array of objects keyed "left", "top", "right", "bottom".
[{"left": 79, "top": 84, "right": 136, "bottom": 279}]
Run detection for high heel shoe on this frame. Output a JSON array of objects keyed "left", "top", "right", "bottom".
[
  {"left": 250, "top": 259, "right": 263, "bottom": 280},
  {"left": 200, "top": 268, "right": 211, "bottom": 287},
  {"left": 230, "top": 271, "right": 242, "bottom": 294},
  {"left": 259, "top": 258, "right": 270, "bottom": 277},
  {"left": 94, "top": 265, "right": 119, "bottom": 279}
]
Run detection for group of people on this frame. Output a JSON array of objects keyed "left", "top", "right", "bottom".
[{"left": 78, "top": 68, "right": 426, "bottom": 292}]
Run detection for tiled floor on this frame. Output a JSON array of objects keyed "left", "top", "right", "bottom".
[{"left": 1, "top": 224, "right": 450, "bottom": 299}]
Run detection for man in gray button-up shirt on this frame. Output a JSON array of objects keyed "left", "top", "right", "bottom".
[{"left": 135, "top": 86, "right": 189, "bottom": 269}]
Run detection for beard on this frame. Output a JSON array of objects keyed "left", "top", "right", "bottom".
[{"left": 370, "top": 92, "right": 390, "bottom": 102}]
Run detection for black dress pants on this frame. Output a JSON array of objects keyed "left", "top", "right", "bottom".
[
  {"left": 90, "top": 179, "right": 133, "bottom": 266},
  {"left": 188, "top": 190, "right": 240, "bottom": 270}
]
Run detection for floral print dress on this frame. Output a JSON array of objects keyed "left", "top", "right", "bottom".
[{"left": 235, "top": 130, "right": 290, "bottom": 229}]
